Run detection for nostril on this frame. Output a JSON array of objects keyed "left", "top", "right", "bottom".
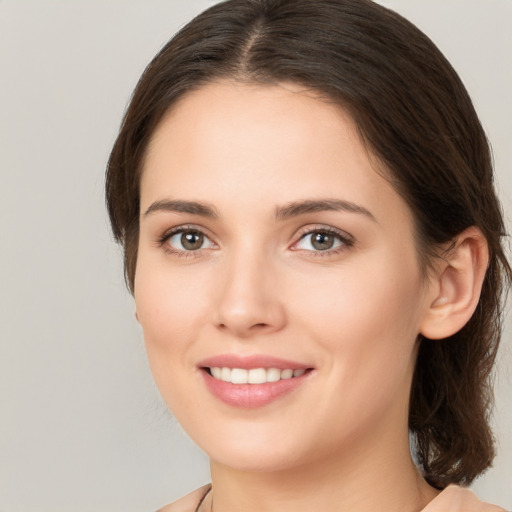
[{"left": 250, "top": 323, "right": 270, "bottom": 330}]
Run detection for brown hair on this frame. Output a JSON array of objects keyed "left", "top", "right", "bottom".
[{"left": 106, "top": 0, "right": 511, "bottom": 488}]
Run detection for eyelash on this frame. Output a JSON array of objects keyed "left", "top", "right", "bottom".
[{"left": 158, "top": 225, "right": 354, "bottom": 258}]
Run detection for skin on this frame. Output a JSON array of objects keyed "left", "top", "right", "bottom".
[{"left": 135, "top": 81, "right": 443, "bottom": 511}]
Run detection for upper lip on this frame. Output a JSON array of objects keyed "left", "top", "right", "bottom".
[{"left": 198, "top": 354, "right": 312, "bottom": 370}]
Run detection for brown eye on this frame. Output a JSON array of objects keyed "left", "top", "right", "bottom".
[
  {"left": 181, "top": 231, "right": 204, "bottom": 250},
  {"left": 294, "top": 228, "right": 351, "bottom": 253},
  {"left": 311, "top": 231, "right": 335, "bottom": 250},
  {"left": 166, "top": 229, "right": 214, "bottom": 252}
]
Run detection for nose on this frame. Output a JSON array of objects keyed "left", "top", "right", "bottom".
[{"left": 213, "top": 249, "right": 287, "bottom": 339}]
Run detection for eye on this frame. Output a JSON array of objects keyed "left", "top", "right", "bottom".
[
  {"left": 294, "top": 228, "right": 352, "bottom": 253},
  {"left": 163, "top": 228, "right": 216, "bottom": 253}
]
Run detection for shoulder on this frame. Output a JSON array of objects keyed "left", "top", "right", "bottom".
[
  {"left": 157, "top": 484, "right": 212, "bottom": 512},
  {"left": 422, "top": 485, "right": 507, "bottom": 512}
]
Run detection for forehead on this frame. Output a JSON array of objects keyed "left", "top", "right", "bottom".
[{"left": 140, "top": 80, "right": 412, "bottom": 230}]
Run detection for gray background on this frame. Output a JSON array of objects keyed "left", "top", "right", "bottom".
[{"left": 0, "top": 1, "right": 510, "bottom": 510}]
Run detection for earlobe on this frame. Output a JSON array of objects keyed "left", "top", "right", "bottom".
[{"left": 420, "top": 227, "right": 489, "bottom": 340}]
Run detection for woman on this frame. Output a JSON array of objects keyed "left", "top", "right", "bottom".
[{"left": 106, "top": 0, "right": 510, "bottom": 510}]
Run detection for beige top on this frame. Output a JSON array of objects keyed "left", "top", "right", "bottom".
[{"left": 158, "top": 484, "right": 507, "bottom": 512}]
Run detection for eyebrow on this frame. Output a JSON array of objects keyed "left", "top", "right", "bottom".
[
  {"left": 274, "top": 199, "right": 376, "bottom": 222},
  {"left": 143, "top": 198, "right": 375, "bottom": 222},
  {"left": 144, "top": 199, "right": 219, "bottom": 218}
]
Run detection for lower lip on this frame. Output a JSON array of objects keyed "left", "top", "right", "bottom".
[{"left": 201, "top": 370, "right": 311, "bottom": 408}]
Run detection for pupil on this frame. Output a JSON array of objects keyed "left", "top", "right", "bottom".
[
  {"left": 181, "top": 231, "right": 203, "bottom": 250},
  {"left": 312, "top": 232, "right": 334, "bottom": 250}
]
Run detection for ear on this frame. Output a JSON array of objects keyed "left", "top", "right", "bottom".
[{"left": 420, "top": 226, "right": 489, "bottom": 340}]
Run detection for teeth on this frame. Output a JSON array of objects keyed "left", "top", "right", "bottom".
[
  {"left": 248, "top": 368, "right": 267, "bottom": 384},
  {"left": 221, "top": 367, "right": 231, "bottom": 382},
  {"left": 209, "top": 367, "right": 308, "bottom": 384},
  {"left": 266, "top": 368, "right": 281, "bottom": 382},
  {"left": 211, "top": 367, "right": 222, "bottom": 379},
  {"left": 231, "top": 368, "right": 248, "bottom": 384},
  {"left": 280, "top": 369, "right": 293, "bottom": 380}
]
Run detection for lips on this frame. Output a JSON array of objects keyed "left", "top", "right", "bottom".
[{"left": 198, "top": 354, "right": 313, "bottom": 408}]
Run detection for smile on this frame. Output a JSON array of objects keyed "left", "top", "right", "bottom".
[
  {"left": 208, "top": 367, "right": 307, "bottom": 384},
  {"left": 198, "top": 355, "right": 314, "bottom": 408},
  {"left": 198, "top": 355, "right": 313, "bottom": 408}
]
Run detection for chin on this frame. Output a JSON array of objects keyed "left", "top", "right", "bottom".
[
  {"left": 209, "top": 445, "right": 306, "bottom": 473},
  {"left": 190, "top": 421, "right": 325, "bottom": 474}
]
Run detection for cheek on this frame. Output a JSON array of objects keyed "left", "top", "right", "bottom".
[
  {"left": 292, "top": 254, "right": 425, "bottom": 381},
  {"left": 288, "top": 265, "right": 424, "bottom": 441},
  {"left": 294, "top": 254, "right": 423, "bottom": 331},
  {"left": 134, "top": 261, "right": 210, "bottom": 382},
  {"left": 135, "top": 256, "right": 209, "bottom": 331},
  {"left": 134, "top": 268, "right": 208, "bottom": 419}
]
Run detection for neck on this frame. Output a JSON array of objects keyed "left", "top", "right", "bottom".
[{"left": 207, "top": 420, "right": 438, "bottom": 512}]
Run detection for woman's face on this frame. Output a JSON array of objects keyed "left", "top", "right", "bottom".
[{"left": 135, "top": 81, "right": 435, "bottom": 471}]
